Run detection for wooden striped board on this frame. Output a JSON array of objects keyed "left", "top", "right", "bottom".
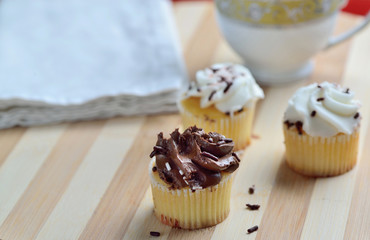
[{"left": 0, "top": 2, "right": 369, "bottom": 239}]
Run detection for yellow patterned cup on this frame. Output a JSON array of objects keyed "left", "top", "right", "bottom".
[{"left": 215, "top": 0, "right": 370, "bottom": 85}]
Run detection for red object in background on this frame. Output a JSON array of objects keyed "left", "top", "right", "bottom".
[
  {"left": 172, "top": 0, "right": 370, "bottom": 16},
  {"left": 342, "top": 0, "right": 370, "bottom": 16}
]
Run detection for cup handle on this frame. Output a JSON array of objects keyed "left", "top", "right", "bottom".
[{"left": 326, "top": 11, "right": 370, "bottom": 49}]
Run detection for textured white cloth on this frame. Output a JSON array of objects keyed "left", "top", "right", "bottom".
[{"left": 0, "top": 0, "right": 186, "bottom": 128}]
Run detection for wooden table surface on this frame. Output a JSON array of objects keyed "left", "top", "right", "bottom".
[{"left": 1, "top": 2, "right": 370, "bottom": 240}]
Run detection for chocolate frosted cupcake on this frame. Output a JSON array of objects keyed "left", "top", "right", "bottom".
[
  {"left": 179, "top": 63, "right": 264, "bottom": 150},
  {"left": 283, "top": 82, "right": 361, "bottom": 177},
  {"left": 149, "top": 126, "right": 240, "bottom": 229}
]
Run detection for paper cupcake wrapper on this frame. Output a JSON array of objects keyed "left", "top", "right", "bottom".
[
  {"left": 284, "top": 126, "right": 359, "bottom": 177},
  {"left": 149, "top": 159, "right": 233, "bottom": 229},
  {"left": 179, "top": 102, "right": 256, "bottom": 151}
]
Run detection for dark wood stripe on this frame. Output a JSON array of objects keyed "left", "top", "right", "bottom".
[
  {"left": 0, "top": 121, "right": 105, "bottom": 239},
  {"left": 344, "top": 123, "right": 370, "bottom": 239},
  {"left": 79, "top": 114, "right": 180, "bottom": 240},
  {"left": 256, "top": 160, "right": 315, "bottom": 240},
  {"left": 0, "top": 127, "right": 26, "bottom": 168}
]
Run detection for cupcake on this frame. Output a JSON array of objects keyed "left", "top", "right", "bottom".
[
  {"left": 149, "top": 126, "right": 240, "bottom": 229},
  {"left": 283, "top": 82, "right": 361, "bottom": 177},
  {"left": 179, "top": 63, "right": 264, "bottom": 150}
]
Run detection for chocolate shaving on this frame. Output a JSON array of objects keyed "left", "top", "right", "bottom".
[
  {"left": 217, "top": 140, "right": 225, "bottom": 145},
  {"left": 232, "top": 152, "right": 241, "bottom": 162},
  {"left": 311, "top": 110, "right": 316, "bottom": 117},
  {"left": 317, "top": 97, "right": 325, "bottom": 102},
  {"left": 248, "top": 185, "right": 255, "bottom": 194},
  {"left": 150, "top": 231, "right": 160, "bottom": 237},
  {"left": 247, "top": 226, "right": 258, "bottom": 234},
  {"left": 208, "top": 90, "right": 216, "bottom": 101},
  {"left": 224, "top": 138, "right": 233, "bottom": 143},
  {"left": 295, "top": 121, "right": 303, "bottom": 135},
  {"left": 354, "top": 112, "right": 360, "bottom": 119},
  {"left": 246, "top": 204, "right": 260, "bottom": 210},
  {"left": 201, "top": 151, "right": 219, "bottom": 161}
]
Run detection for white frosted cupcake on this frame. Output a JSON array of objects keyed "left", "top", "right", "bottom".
[
  {"left": 179, "top": 63, "right": 264, "bottom": 150},
  {"left": 283, "top": 82, "right": 361, "bottom": 177}
]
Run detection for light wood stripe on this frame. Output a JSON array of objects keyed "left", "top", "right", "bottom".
[
  {"left": 0, "top": 124, "right": 67, "bottom": 225},
  {"left": 173, "top": 1, "right": 209, "bottom": 50},
  {"left": 0, "top": 127, "right": 26, "bottom": 167},
  {"left": 169, "top": 227, "right": 216, "bottom": 240},
  {"left": 183, "top": 5, "right": 222, "bottom": 80},
  {"left": 35, "top": 117, "right": 145, "bottom": 240},
  {"left": 79, "top": 115, "right": 180, "bottom": 240},
  {"left": 0, "top": 121, "right": 105, "bottom": 240}
]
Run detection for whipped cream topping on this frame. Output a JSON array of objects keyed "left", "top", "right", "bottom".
[
  {"left": 284, "top": 82, "right": 361, "bottom": 137},
  {"left": 182, "top": 63, "right": 264, "bottom": 113}
]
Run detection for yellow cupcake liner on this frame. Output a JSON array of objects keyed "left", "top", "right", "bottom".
[
  {"left": 149, "top": 159, "right": 233, "bottom": 229},
  {"left": 179, "top": 102, "right": 256, "bottom": 151},
  {"left": 283, "top": 125, "right": 359, "bottom": 177}
]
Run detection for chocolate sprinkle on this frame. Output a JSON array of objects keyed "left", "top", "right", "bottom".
[
  {"left": 223, "top": 82, "right": 233, "bottom": 93},
  {"left": 237, "top": 108, "right": 244, "bottom": 113},
  {"left": 150, "top": 231, "right": 160, "bottom": 237},
  {"left": 152, "top": 166, "right": 157, "bottom": 172},
  {"left": 248, "top": 185, "right": 255, "bottom": 194},
  {"left": 208, "top": 90, "right": 216, "bottom": 101},
  {"left": 317, "top": 97, "right": 325, "bottom": 102},
  {"left": 196, "top": 87, "right": 201, "bottom": 92},
  {"left": 247, "top": 226, "right": 258, "bottom": 234},
  {"left": 345, "top": 88, "right": 350, "bottom": 94},
  {"left": 295, "top": 121, "right": 303, "bottom": 135},
  {"left": 246, "top": 204, "right": 260, "bottom": 210},
  {"left": 317, "top": 85, "right": 322, "bottom": 88},
  {"left": 225, "top": 111, "right": 230, "bottom": 116},
  {"left": 311, "top": 110, "right": 316, "bottom": 117},
  {"left": 354, "top": 112, "right": 360, "bottom": 119},
  {"left": 210, "top": 67, "right": 219, "bottom": 73},
  {"left": 284, "top": 120, "right": 294, "bottom": 129}
]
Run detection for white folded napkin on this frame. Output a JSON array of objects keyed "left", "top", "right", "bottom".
[{"left": 0, "top": 0, "right": 186, "bottom": 128}]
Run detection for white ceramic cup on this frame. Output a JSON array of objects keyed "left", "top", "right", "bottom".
[{"left": 215, "top": 0, "right": 370, "bottom": 85}]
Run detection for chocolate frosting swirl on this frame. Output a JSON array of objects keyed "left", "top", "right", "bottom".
[{"left": 150, "top": 126, "right": 240, "bottom": 190}]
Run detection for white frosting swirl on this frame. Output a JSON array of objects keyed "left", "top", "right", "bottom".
[
  {"left": 182, "top": 63, "right": 264, "bottom": 113},
  {"left": 284, "top": 82, "right": 361, "bottom": 137}
]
